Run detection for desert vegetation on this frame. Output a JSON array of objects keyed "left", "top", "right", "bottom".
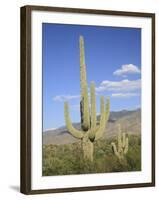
[{"left": 42, "top": 135, "right": 141, "bottom": 176}]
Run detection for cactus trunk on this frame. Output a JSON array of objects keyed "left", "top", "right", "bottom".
[{"left": 82, "top": 135, "right": 94, "bottom": 162}]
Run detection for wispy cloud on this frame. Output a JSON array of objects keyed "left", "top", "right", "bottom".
[
  {"left": 53, "top": 92, "right": 92, "bottom": 102},
  {"left": 53, "top": 95, "right": 80, "bottom": 102},
  {"left": 53, "top": 79, "right": 141, "bottom": 102},
  {"left": 113, "top": 64, "right": 141, "bottom": 77},
  {"left": 112, "top": 93, "right": 140, "bottom": 98},
  {"left": 96, "top": 79, "right": 141, "bottom": 92}
]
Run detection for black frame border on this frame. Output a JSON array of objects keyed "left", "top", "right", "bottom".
[{"left": 20, "top": 5, "right": 155, "bottom": 194}]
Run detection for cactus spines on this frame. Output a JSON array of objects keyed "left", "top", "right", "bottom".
[
  {"left": 111, "top": 124, "right": 129, "bottom": 160},
  {"left": 64, "top": 35, "right": 110, "bottom": 161}
]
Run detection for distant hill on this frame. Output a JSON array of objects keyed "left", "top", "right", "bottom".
[{"left": 43, "top": 109, "right": 141, "bottom": 145}]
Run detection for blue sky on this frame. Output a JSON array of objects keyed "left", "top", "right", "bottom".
[{"left": 42, "top": 23, "right": 141, "bottom": 131}]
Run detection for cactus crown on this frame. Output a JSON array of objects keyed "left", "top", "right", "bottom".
[{"left": 64, "top": 36, "right": 110, "bottom": 142}]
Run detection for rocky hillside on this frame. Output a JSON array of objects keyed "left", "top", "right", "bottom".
[{"left": 43, "top": 109, "right": 141, "bottom": 145}]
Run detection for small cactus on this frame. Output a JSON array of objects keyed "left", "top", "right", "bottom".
[{"left": 111, "top": 124, "right": 129, "bottom": 160}]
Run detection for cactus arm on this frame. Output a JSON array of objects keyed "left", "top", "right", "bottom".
[
  {"left": 105, "top": 97, "right": 110, "bottom": 122},
  {"left": 90, "top": 81, "right": 96, "bottom": 128},
  {"left": 64, "top": 102, "right": 84, "bottom": 139},
  {"left": 122, "top": 132, "right": 126, "bottom": 148},
  {"left": 79, "top": 36, "right": 90, "bottom": 131},
  {"left": 111, "top": 142, "right": 120, "bottom": 158},
  {"left": 94, "top": 96, "right": 106, "bottom": 141},
  {"left": 94, "top": 96, "right": 110, "bottom": 141},
  {"left": 117, "top": 124, "right": 122, "bottom": 153},
  {"left": 88, "top": 82, "right": 97, "bottom": 142},
  {"left": 124, "top": 137, "right": 129, "bottom": 154}
]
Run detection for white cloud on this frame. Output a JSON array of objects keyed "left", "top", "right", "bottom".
[
  {"left": 53, "top": 92, "right": 92, "bottom": 102},
  {"left": 96, "top": 79, "right": 141, "bottom": 92},
  {"left": 112, "top": 93, "right": 140, "bottom": 98},
  {"left": 53, "top": 95, "right": 80, "bottom": 102},
  {"left": 44, "top": 127, "right": 57, "bottom": 131},
  {"left": 113, "top": 64, "right": 141, "bottom": 76}
]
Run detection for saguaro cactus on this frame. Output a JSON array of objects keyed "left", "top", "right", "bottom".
[
  {"left": 64, "top": 36, "right": 110, "bottom": 162},
  {"left": 111, "top": 124, "right": 129, "bottom": 160}
]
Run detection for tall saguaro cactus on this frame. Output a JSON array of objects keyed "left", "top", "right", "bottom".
[
  {"left": 64, "top": 36, "right": 110, "bottom": 162},
  {"left": 111, "top": 124, "right": 129, "bottom": 160}
]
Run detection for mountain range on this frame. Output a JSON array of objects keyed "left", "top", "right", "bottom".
[{"left": 43, "top": 108, "right": 141, "bottom": 145}]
